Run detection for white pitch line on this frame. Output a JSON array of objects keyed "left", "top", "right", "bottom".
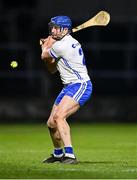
[{"left": 121, "top": 168, "right": 137, "bottom": 172}]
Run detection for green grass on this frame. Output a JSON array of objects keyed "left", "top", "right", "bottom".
[{"left": 0, "top": 123, "right": 137, "bottom": 179}]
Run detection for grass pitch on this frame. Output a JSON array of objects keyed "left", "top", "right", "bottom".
[{"left": 0, "top": 123, "right": 137, "bottom": 179}]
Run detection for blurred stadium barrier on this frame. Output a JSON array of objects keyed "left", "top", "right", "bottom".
[{"left": 0, "top": 96, "right": 137, "bottom": 122}]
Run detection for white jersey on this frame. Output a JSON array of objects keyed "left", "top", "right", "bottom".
[{"left": 49, "top": 34, "right": 90, "bottom": 85}]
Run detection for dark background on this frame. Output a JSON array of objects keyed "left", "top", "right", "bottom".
[{"left": 0, "top": 0, "right": 137, "bottom": 122}]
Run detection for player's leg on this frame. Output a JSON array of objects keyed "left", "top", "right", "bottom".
[
  {"left": 47, "top": 104, "right": 63, "bottom": 148},
  {"left": 53, "top": 81, "right": 93, "bottom": 164},
  {"left": 53, "top": 96, "right": 80, "bottom": 147},
  {"left": 43, "top": 104, "right": 64, "bottom": 163},
  {"left": 53, "top": 95, "right": 80, "bottom": 164}
]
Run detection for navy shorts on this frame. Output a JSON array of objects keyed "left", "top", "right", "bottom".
[{"left": 55, "top": 80, "right": 92, "bottom": 106}]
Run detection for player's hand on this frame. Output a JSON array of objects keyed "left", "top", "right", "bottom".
[
  {"left": 39, "top": 38, "right": 47, "bottom": 45},
  {"left": 41, "top": 36, "right": 56, "bottom": 54},
  {"left": 40, "top": 36, "right": 56, "bottom": 47}
]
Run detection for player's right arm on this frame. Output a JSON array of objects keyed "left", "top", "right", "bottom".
[
  {"left": 41, "top": 36, "right": 55, "bottom": 60},
  {"left": 40, "top": 36, "right": 57, "bottom": 74}
]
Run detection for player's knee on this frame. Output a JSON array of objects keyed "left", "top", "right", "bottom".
[
  {"left": 47, "top": 117, "right": 56, "bottom": 128},
  {"left": 47, "top": 121, "right": 56, "bottom": 128}
]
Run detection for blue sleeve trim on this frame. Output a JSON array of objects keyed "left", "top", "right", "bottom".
[{"left": 49, "top": 49, "right": 58, "bottom": 60}]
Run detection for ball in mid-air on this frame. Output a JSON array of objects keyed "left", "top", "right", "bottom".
[{"left": 10, "top": 61, "right": 18, "bottom": 68}]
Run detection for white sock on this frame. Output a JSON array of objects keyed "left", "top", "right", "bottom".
[{"left": 65, "top": 153, "right": 75, "bottom": 159}]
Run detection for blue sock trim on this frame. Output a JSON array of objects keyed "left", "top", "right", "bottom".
[
  {"left": 64, "top": 146, "right": 73, "bottom": 154},
  {"left": 54, "top": 148, "right": 63, "bottom": 155}
]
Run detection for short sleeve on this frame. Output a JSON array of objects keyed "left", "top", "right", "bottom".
[{"left": 49, "top": 41, "right": 65, "bottom": 60}]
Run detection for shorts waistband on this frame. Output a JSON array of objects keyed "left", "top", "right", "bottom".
[{"left": 64, "top": 80, "right": 91, "bottom": 88}]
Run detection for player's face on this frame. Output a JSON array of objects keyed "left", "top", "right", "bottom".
[{"left": 51, "top": 26, "right": 68, "bottom": 40}]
